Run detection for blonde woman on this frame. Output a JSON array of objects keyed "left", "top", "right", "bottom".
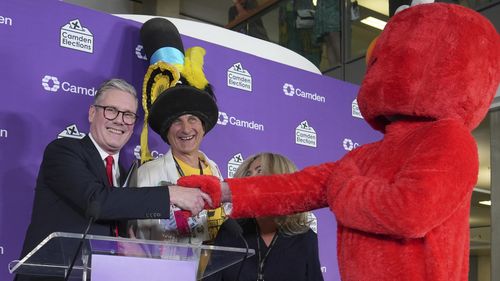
[{"left": 205, "top": 153, "right": 324, "bottom": 281}]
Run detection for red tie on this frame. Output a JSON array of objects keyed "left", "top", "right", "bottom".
[
  {"left": 105, "top": 155, "right": 119, "bottom": 237},
  {"left": 174, "top": 210, "right": 191, "bottom": 236},
  {"left": 105, "top": 155, "right": 114, "bottom": 186}
]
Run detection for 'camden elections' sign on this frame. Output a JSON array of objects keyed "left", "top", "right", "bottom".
[{"left": 0, "top": 1, "right": 380, "bottom": 280}]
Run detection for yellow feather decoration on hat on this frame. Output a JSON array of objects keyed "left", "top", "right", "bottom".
[
  {"left": 140, "top": 61, "right": 180, "bottom": 163},
  {"left": 182, "top": 47, "right": 209, "bottom": 90},
  {"left": 139, "top": 47, "right": 210, "bottom": 164}
]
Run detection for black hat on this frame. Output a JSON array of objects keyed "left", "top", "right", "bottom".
[
  {"left": 148, "top": 85, "right": 218, "bottom": 142},
  {"left": 139, "top": 17, "right": 216, "bottom": 162},
  {"left": 141, "top": 17, "right": 184, "bottom": 62}
]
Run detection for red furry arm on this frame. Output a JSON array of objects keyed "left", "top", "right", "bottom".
[
  {"left": 329, "top": 121, "right": 478, "bottom": 237},
  {"left": 226, "top": 162, "right": 336, "bottom": 218}
]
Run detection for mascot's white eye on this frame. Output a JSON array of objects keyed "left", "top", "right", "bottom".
[
  {"left": 176, "top": 80, "right": 183, "bottom": 85},
  {"left": 395, "top": 5, "right": 410, "bottom": 14},
  {"left": 395, "top": 0, "right": 434, "bottom": 14},
  {"left": 412, "top": 0, "right": 434, "bottom": 5}
]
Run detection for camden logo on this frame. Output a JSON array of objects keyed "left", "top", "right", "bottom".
[
  {"left": 135, "top": 45, "right": 147, "bottom": 60},
  {"left": 282, "top": 83, "right": 326, "bottom": 103},
  {"left": 352, "top": 99, "right": 363, "bottom": 119},
  {"left": 227, "top": 153, "right": 245, "bottom": 178},
  {"left": 60, "top": 19, "right": 94, "bottom": 53},
  {"left": 42, "top": 75, "right": 60, "bottom": 92},
  {"left": 218, "top": 112, "right": 229, "bottom": 126},
  {"left": 41, "top": 75, "right": 96, "bottom": 96},
  {"left": 134, "top": 145, "right": 165, "bottom": 160},
  {"left": 58, "top": 124, "right": 86, "bottom": 139},
  {"left": 283, "top": 83, "right": 294, "bottom": 96},
  {"left": 295, "top": 121, "right": 317, "bottom": 148},
  {"left": 227, "top": 63, "right": 252, "bottom": 92},
  {"left": 217, "top": 111, "right": 264, "bottom": 131},
  {"left": 342, "top": 138, "right": 360, "bottom": 151}
]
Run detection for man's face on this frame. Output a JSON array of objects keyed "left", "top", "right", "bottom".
[
  {"left": 167, "top": 114, "right": 205, "bottom": 157},
  {"left": 88, "top": 89, "right": 138, "bottom": 155}
]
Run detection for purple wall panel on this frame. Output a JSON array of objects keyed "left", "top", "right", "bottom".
[{"left": 0, "top": 0, "right": 381, "bottom": 280}]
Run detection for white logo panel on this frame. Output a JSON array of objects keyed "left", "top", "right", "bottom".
[
  {"left": 227, "top": 153, "right": 245, "bottom": 178},
  {"left": 58, "top": 124, "right": 86, "bottom": 139},
  {"left": 295, "top": 121, "right": 317, "bottom": 148},
  {"left": 227, "top": 63, "right": 252, "bottom": 92},
  {"left": 352, "top": 99, "right": 363, "bottom": 119},
  {"left": 60, "top": 19, "right": 94, "bottom": 53}
]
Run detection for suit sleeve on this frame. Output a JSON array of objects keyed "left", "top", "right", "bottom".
[
  {"left": 42, "top": 139, "right": 171, "bottom": 220},
  {"left": 329, "top": 123, "right": 478, "bottom": 238},
  {"left": 226, "top": 162, "right": 336, "bottom": 218}
]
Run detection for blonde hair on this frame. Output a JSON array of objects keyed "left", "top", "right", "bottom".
[{"left": 234, "top": 152, "right": 313, "bottom": 236}]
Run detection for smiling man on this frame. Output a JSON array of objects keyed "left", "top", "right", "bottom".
[
  {"left": 15, "top": 79, "right": 210, "bottom": 281},
  {"left": 134, "top": 85, "right": 228, "bottom": 245}
]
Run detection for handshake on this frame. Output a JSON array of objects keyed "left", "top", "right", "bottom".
[{"left": 168, "top": 175, "right": 228, "bottom": 216}]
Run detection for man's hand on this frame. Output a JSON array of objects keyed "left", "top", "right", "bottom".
[
  {"left": 116, "top": 226, "right": 146, "bottom": 257},
  {"left": 168, "top": 185, "right": 212, "bottom": 216},
  {"left": 177, "top": 175, "right": 222, "bottom": 207}
]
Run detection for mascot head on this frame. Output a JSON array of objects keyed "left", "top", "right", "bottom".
[
  {"left": 139, "top": 18, "right": 218, "bottom": 162},
  {"left": 358, "top": 2, "right": 500, "bottom": 133}
]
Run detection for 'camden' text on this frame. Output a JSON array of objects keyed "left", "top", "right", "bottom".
[{"left": 0, "top": 15, "right": 13, "bottom": 26}]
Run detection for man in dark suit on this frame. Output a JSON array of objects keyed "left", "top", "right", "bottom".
[{"left": 15, "top": 79, "right": 211, "bottom": 281}]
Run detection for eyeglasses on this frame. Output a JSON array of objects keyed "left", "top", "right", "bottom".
[{"left": 93, "top": 105, "right": 138, "bottom": 125}]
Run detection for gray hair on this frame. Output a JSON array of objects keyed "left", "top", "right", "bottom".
[{"left": 94, "top": 78, "right": 138, "bottom": 104}]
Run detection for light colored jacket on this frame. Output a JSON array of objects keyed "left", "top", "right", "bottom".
[{"left": 135, "top": 149, "right": 225, "bottom": 244}]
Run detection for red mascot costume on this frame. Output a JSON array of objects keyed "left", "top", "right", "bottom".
[{"left": 179, "top": 2, "right": 500, "bottom": 280}]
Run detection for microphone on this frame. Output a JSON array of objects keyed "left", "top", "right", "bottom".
[
  {"left": 122, "top": 159, "right": 139, "bottom": 187},
  {"left": 224, "top": 219, "right": 248, "bottom": 281},
  {"left": 64, "top": 200, "right": 101, "bottom": 281}
]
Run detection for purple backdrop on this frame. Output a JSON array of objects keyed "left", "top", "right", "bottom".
[{"left": 0, "top": 0, "right": 381, "bottom": 280}]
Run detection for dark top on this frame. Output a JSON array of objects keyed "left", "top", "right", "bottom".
[
  {"left": 15, "top": 136, "right": 171, "bottom": 281},
  {"left": 228, "top": 0, "right": 269, "bottom": 40},
  {"left": 204, "top": 219, "right": 324, "bottom": 281}
]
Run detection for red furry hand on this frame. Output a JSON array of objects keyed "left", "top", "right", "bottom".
[{"left": 177, "top": 175, "right": 221, "bottom": 209}]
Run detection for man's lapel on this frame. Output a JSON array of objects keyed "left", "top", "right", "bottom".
[{"left": 81, "top": 135, "right": 110, "bottom": 186}]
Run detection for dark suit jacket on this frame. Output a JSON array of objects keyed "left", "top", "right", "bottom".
[
  {"left": 15, "top": 136, "right": 170, "bottom": 281},
  {"left": 204, "top": 219, "right": 324, "bottom": 281}
]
